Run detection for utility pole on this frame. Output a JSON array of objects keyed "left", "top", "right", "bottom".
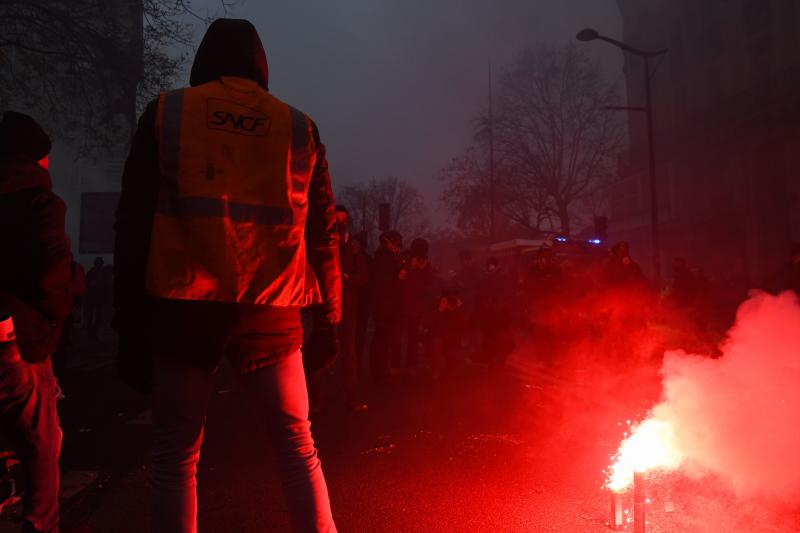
[
  {"left": 643, "top": 55, "right": 661, "bottom": 286},
  {"left": 488, "top": 60, "right": 496, "bottom": 242}
]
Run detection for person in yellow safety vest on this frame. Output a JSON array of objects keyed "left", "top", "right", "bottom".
[{"left": 113, "top": 19, "right": 340, "bottom": 533}]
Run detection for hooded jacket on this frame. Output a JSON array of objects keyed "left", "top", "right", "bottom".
[
  {"left": 0, "top": 156, "right": 72, "bottom": 362},
  {"left": 114, "top": 19, "right": 340, "bottom": 377}
]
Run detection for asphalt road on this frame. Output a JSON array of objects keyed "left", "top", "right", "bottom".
[{"left": 1, "top": 331, "right": 797, "bottom": 532}]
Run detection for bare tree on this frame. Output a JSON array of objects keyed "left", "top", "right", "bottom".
[
  {"left": 338, "top": 176, "right": 430, "bottom": 251},
  {"left": 441, "top": 143, "right": 554, "bottom": 240},
  {"left": 442, "top": 43, "right": 625, "bottom": 238},
  {"left": 0, "top": 0, "right": 238, "bottom": 154}
]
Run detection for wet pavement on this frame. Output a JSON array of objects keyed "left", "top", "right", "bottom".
[{"left": 1, "top": 331, "right": 797, "bottom": 532}]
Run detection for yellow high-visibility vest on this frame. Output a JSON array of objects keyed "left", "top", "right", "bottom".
[{"left": 145, "top": 77, "right": 321, "bottom": 306}]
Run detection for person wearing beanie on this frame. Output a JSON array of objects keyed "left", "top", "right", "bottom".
[
  {"left": 114, "top": 19, "right": 339, "bottom": 532},
  {"left": 0, "top": 111, "right": 52, "bottom": 162},
  {"left": 0, "top": 111, "right": 71, "bottom": 532}
]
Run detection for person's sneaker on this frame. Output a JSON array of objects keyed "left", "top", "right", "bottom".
[{"left": 346, "top": 401, "right": 368, "bottom": 413}]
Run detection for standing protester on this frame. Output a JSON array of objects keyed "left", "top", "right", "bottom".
[
  {"left": 335, "top": 206, "right": 369, "bottom": 411},
  {"left": 114, "top": 19, "right": 340, "bottom": 533},
  {"left": 455, "top": 250, "right": 480, "bottom": 353},
  {"left": 473, "top": 257, "right": 516, "bottom": 366},
  {"left": 429, "top": 284, "right": 465, "bottom": 379},
  {"left": 601, "top": 242, "right": 654, "bottom": 363},
  {"left": 0, "top": 111, "right": 72, "bottom": 533},
  {"left": 455, "top": 250, "right": 479, "bottom": 309},
  {"left": 401, "top": 238, "right": 436, "bottom": 376},
  {"left": 353, "top": 231, "right": 372, "bottom": 371},
  {"left": 525, "top": 247, "right": 564, "bottom": 363},
  {"left": 369, "top": 230, "right": 405, "bottom": 382},
  {"left": 84, "top": 256, "right": 106, "bottom": 341},
  {"left": 604, "top": 241, "right": 646, "bottom": 287},
  {"left": 667, "top": 257, "right": 697, "bottom": 309}
]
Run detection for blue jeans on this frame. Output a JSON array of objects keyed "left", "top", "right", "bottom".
[
  {"left": 0, "top": 358, "right": 61, "bottom": 533},
  {"left": 152, "top": 351, "right": 336, "bottom": 533}
]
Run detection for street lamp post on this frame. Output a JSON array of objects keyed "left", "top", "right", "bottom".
[
  {"left": 488, "top": 60, "right": 496, "bottom": 242},
  {"left": 577, "top": 28, "right": 667, "bottom": 286}
]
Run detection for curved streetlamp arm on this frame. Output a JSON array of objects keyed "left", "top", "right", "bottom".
[{"left": 595, "top": 34, "right": 666, "bottom": 58}]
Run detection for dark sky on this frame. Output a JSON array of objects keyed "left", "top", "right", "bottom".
[{"left": 190, "top": 1, "right": 622, "bottom": 223}]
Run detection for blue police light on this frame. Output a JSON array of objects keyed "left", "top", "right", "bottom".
[
  {"left": 588, "top": 239, "right": 602, "bottom": 245},
  {"left": 555, "top": 236, "right": 568, "bottom": 243}
]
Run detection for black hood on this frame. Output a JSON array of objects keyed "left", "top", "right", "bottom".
[
  {"left": 190, "top": 19, "right": 269, "bottom": 90},
  {"left": 0, "top": 111, "right": 51, "bottom": 161}
]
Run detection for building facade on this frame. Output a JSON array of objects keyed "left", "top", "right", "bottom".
[{"left": 612, "top": 0, "right": 800, "bottom": 286}]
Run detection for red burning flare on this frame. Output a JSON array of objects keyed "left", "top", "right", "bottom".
[{"left": 607, "top": 418, "right": 683, "bottom": 492}]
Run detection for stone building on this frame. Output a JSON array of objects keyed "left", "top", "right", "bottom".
[{"left": 611, "top": 0, "right": 800, "bottom": 286}]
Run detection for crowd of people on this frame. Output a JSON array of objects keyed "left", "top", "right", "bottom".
[{"left": 313, "top": 216, "right": 800, "bottom": 420}]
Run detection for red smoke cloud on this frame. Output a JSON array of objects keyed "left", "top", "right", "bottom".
[{"left": 644, "top": 290, "right": 800, "bottom": 501}]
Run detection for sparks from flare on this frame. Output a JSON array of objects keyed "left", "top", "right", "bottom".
[{"left": 607, "top": 418, "right": 684, "bottom": 492}]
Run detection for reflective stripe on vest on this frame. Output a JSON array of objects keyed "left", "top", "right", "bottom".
[{"left": 145, "top": 77, "right": 321, "bottom": 306}]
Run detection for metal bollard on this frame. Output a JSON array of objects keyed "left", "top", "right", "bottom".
[
  {"left": 609, "top": 490, "right": 624, "bottom": 530},
  {"left": 633, "top": 471, "right": 646, "bottom": 533}
]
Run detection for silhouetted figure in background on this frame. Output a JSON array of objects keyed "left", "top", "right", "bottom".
[
  {"left": 353, "top": 231, "right": 371, "bottom": 373},
  {"left": 455, "top": 249, "right": 479, "bottom": 310},
  {"left": 429, "top": 284, "right": 465, "bottom": 379},
  {"left": 336, "top": 206, "right": 369, "bottom": 411},
  {"left": 84, "top": 256, "right": 106, "bottom": 341},
  {"left": 0, "top": 111, "right": 72, "bottom": 532},
  {"left": 455, "top": 249, "right": 480, "bottom": 354},
  {"left": 472, "top": 257, "right": 515, "bottom": 366},
  {"left": 668, "top": 257, "right": 697, "bottom": 309},
  {"left": 525, "top": 247, "right": 564, "bottom": 362},
  {"left": 369, "top": 230, "right": 405, "bottom": 382},
  {"left": 599, "top": 242, "right": 655, "bottom": 363},
  {"left": 604, "top": 241, "right": 646, "bottom": 287},
  {"left": 401, "top": 238, "right": 437, "bottom": 376}
]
